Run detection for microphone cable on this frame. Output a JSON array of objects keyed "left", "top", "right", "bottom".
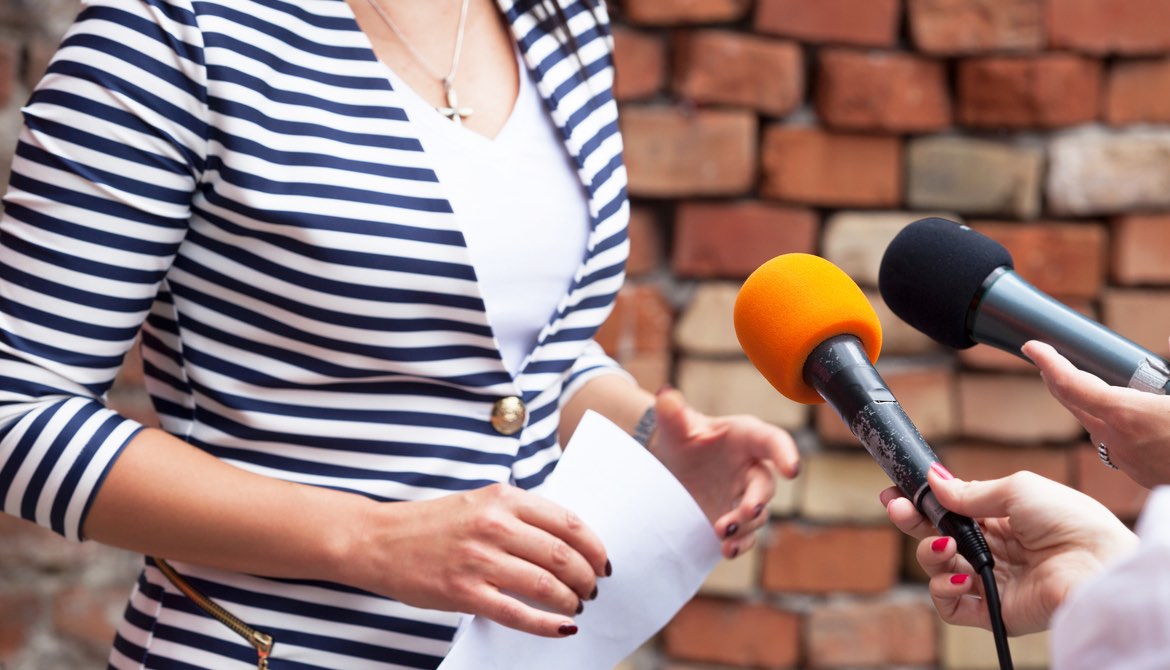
[
  {"left": 981, "top": 564, "right": 1014, "bottom": 670},
  {"left": 938, "top": 511, "right": 1014, "bottom": 670}
]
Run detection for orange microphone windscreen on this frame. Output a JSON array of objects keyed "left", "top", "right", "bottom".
[{"left": 734, "top": 253, "right": 883, "bottom": 404}]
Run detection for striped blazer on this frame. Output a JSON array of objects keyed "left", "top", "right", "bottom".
[{"left": 0, "top": 0, "right": 629, "bottom": 667}]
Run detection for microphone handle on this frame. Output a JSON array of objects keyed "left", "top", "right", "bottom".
[
  {"left": 806, "top": 336, "right": 993, "bottom": 572},
  {"left": 975, "top": 269, "right": 1170, "bottom": 394}
]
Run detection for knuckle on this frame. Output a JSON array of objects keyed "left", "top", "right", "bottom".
[
  {"left": 563, "top": 509, "right": 582, "bottom": 532},
  {"left": 533, "top": 570, "right": 557, "bottom": 599},
  {"left": 493, "top": 600, "right": 524, "bottom": 627},
  {"left": 549, "top": 540, "right": 572, "bottom": 567},
  {"left": 470, "top": 510, "right": 511, "bottom": 541}
]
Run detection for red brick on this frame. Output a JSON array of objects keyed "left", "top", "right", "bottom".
[
  {"left": 761, "top": 126, "right": 902, "bottom": 207},
  {"left": 937, "top": 444, "right": 1073, "bottom": 484},
  {"left": 621, "top": 106, "right": 757, "bottom": 197},
  {"left": 0, "top": 38, "right": 18, "bottom": 109},
  {"left": 816, "top": 49, "right": 951, "bottom": 133},
  {"left": 1105, "top": 58, "right": 1170, "bottom": 125},
  {"left": 54, "top": 586, "right": 126, "bottom": 651},
  {"left": 625, "top": 206, "right": 662, "bottom": 277},
  {"left": 1073, "top": 442, "right": 1150, "bottom": 520},
  {"left": 1112, "top": 215, "right": 1170, "bottom": 285},
  {"left": 621, "top": 0, "right": 751, "bottom": 25},
  {"left": 971, "top": 221, "right": 1107, "bottom": 298},
  {"left": 958, "top": 373, "right": 1084, "bottom": 442},
  {"left": 0, "top": 514, "right": 93, "bottom": 571},
  {"left": 755, "top": 0, "right": 901, "bottom": 47},
  {"left": 0, "top": 591, "right": 43, "bottom": 662},
  {"left": 26, "top": 36, "right": 61, "bottom": 91},
  {"left": 663, "top": 598, "right": 800, "bottom": 666},
  {"left": 807, "top": 599, "right": 938, "bottom": 667},
  {"left": 908, "top": 0, "right": 1045, "bottom": 54},
  {"left": 612, "top": 27, "right": 667, "bottom": 101},
  {"left": 762, "top": 522, "right": 901, "bottom": 594},
  {"left": 594, "top": 283, "right": 673, "bottom": 358},
  {"left": 957, "top": 55, "right": 1103, "bottom": 128},
  {"left": 1049, "top": 0, "right": 1170, "bottom": 55},
  {"left": 672, "top": 201, "right": 817, "bottom": 278},
  {"left": 673, "top": 30, "right": 803, "bottom": 116},
  {"left": 1102, "top": 289, "right": 1170, "bottom": 355},
  {"left": 621, "top": 353, "right": 671, "bottom": 393}
]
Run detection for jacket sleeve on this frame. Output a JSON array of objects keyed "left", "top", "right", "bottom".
[{"left": 0, "top": 0, "right": 207, "bottom": 540}]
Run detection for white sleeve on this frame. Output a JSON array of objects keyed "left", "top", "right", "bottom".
[{"left": 1050, "top": 486, "right": 1170, "bottom": 670}]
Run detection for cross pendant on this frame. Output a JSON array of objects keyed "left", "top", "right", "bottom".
[{"left": 438, "top": 80, "right": 473, "bottom": 125}]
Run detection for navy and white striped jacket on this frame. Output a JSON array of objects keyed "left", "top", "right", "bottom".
[{"left": 0, "top": 0, "right": 629, "bottom": 667}]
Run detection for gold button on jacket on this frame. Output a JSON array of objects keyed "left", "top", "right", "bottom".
[{"left": 490, "top": 396, "right": 526, "bottom": 435}]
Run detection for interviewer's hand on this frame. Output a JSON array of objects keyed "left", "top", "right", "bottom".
[
  {"left": 1023, "top": 339, "right": 1170, "bottom": 487},
  {"left": 346, "top": 483, "right": 609, "bottom": 637},
  {"left": 881, "top": 469, "right": 1138, "bottom": 635},
  {"left": 650, "top": 387, "right": 800, "bottom": 559}
]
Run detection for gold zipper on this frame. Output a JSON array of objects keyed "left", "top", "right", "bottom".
[{"left": 155, "top": 558, "right": 275, "bottom": 670}]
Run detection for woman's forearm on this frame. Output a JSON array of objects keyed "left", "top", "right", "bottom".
[
  {"left": 83, "top": 427, "right": 373, "bottom": 585},
  {"left": 558, "top": 373, "right": 654, "bottom": 447}
]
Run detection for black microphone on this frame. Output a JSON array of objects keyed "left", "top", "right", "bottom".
[
  {"left": 734, "top": 253, "right": 993, "bottom": 572},
  {"left": 879, "top": 217, "right": 1170, "bottom": 394}
]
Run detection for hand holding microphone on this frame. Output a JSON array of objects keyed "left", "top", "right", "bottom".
[
  {"left": 734, "top": 253, "right": 1017, "bottom": 668},
  {"left": 879, "top": 217, "right": 1170, "bottom": 485},
  {"left": 733, "top": 253, "right": 992, "bottom": 573},
  {"left": 878, "top": 216, "right": 1170, "bottom": 394}
]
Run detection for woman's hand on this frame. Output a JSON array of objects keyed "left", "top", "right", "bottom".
[
  {"left": 881, "top": 469, "right": 1138, "bottom": 635},
  {"left": 346, "top": 483, "right": 610, "bottom": 638},
  {"left": 1023, "top": 339, "right": 1170, "bottom": 487},
  {"left": 649, "top": 386, "right": 800, "bottom": 559}
]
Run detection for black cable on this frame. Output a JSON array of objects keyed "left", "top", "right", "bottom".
[
  {"left": 981, "top": 564, "right": 1015, "bottom": 670},
  {"left": 933, "top": 510, "right": 1013, "bottom": 670}
]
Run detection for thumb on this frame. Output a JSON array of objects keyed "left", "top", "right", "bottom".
[
  {"left": 653, "top": 385, "right": 690, "bottom": 443},
  {"left": 927, "top": 468, "right": 1013, "bottom": 520}
]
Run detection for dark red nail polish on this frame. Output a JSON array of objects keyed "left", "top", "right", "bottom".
[
  {"left": 725, "top": 522, "right": 739, "bottom": 538},
  {"left": 558, "top": 624, "right": 578, "bottom": 636},
  {"left": 931, "top": 462, "right": 955, "bottom": 481},
  {"left": 575, "top": 599, "right": 584, "bottom": 615},
  {"left": 950, "top": 574, "right": 970, "bottom": 585},
  {"left": 730, "top": 546, "right": 739, "bottom": 558},
  {"left": 604, "top": 559, "right": 612, "bottom": 577},
  {"left": 931, "top": 537, "right": 949, "bottom": 553},
  {"left": 589, "top": 585, "right": 598, "bottom": 600},
  {"left": 752, "top": 503, "right": 766, "bottom": 519}
]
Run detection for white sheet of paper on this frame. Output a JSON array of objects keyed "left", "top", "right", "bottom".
[{"left": 437, "top": 410, "right": 722, "bottom": 670}]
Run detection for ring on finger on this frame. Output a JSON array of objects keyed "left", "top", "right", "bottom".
[{"left": 1097, "top": 442, "right": 1119, "bottom": 470}]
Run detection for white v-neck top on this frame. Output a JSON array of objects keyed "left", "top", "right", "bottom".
[{"left": 384, "top": 57, "right": 592, "bottom": 376}]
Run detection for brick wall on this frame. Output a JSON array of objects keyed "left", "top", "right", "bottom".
[{"left": 4, "top": 1, "right": 1169, "bottom": 669}]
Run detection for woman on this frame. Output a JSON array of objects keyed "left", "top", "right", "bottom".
[{"left": 0, "top": 0, "right": 798, "bottom": 668}]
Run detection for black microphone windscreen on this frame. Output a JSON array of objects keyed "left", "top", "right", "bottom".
[{"left": 878, "top": 217, "right": 1015, "bottom": 350}]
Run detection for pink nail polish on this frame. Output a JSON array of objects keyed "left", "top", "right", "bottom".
[
  {"left": 656, "top": 383, "right": 674, "bottom": 397},
  {"left": 931, "top": 537, "right": 949, "bottom": 553},
  {"left": 930, "top": 462, "right": 955, "bottom": 481},
  {"left": 950, "top": 574, "right": 970, "bottom": 586}
]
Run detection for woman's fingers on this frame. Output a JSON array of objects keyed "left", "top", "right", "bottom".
[
  {"left": 927, "top": 572, "right": 991, "bottom": 630},
  {"left": 883, "top": 493, "right": 937, "bottom": 540},
  {"left": 511, "top": 488, "right": 610, "bottom": 580},
  {"left": 471, "top": 584, "right": 580, "bottom": 638},
  {"left": 716, "top": 462, "right": 775, "bottom": 542}
]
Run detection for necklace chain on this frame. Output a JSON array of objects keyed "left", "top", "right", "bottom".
[{"left": 366, "top": 0, "right": 474, "bottom": 124}]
